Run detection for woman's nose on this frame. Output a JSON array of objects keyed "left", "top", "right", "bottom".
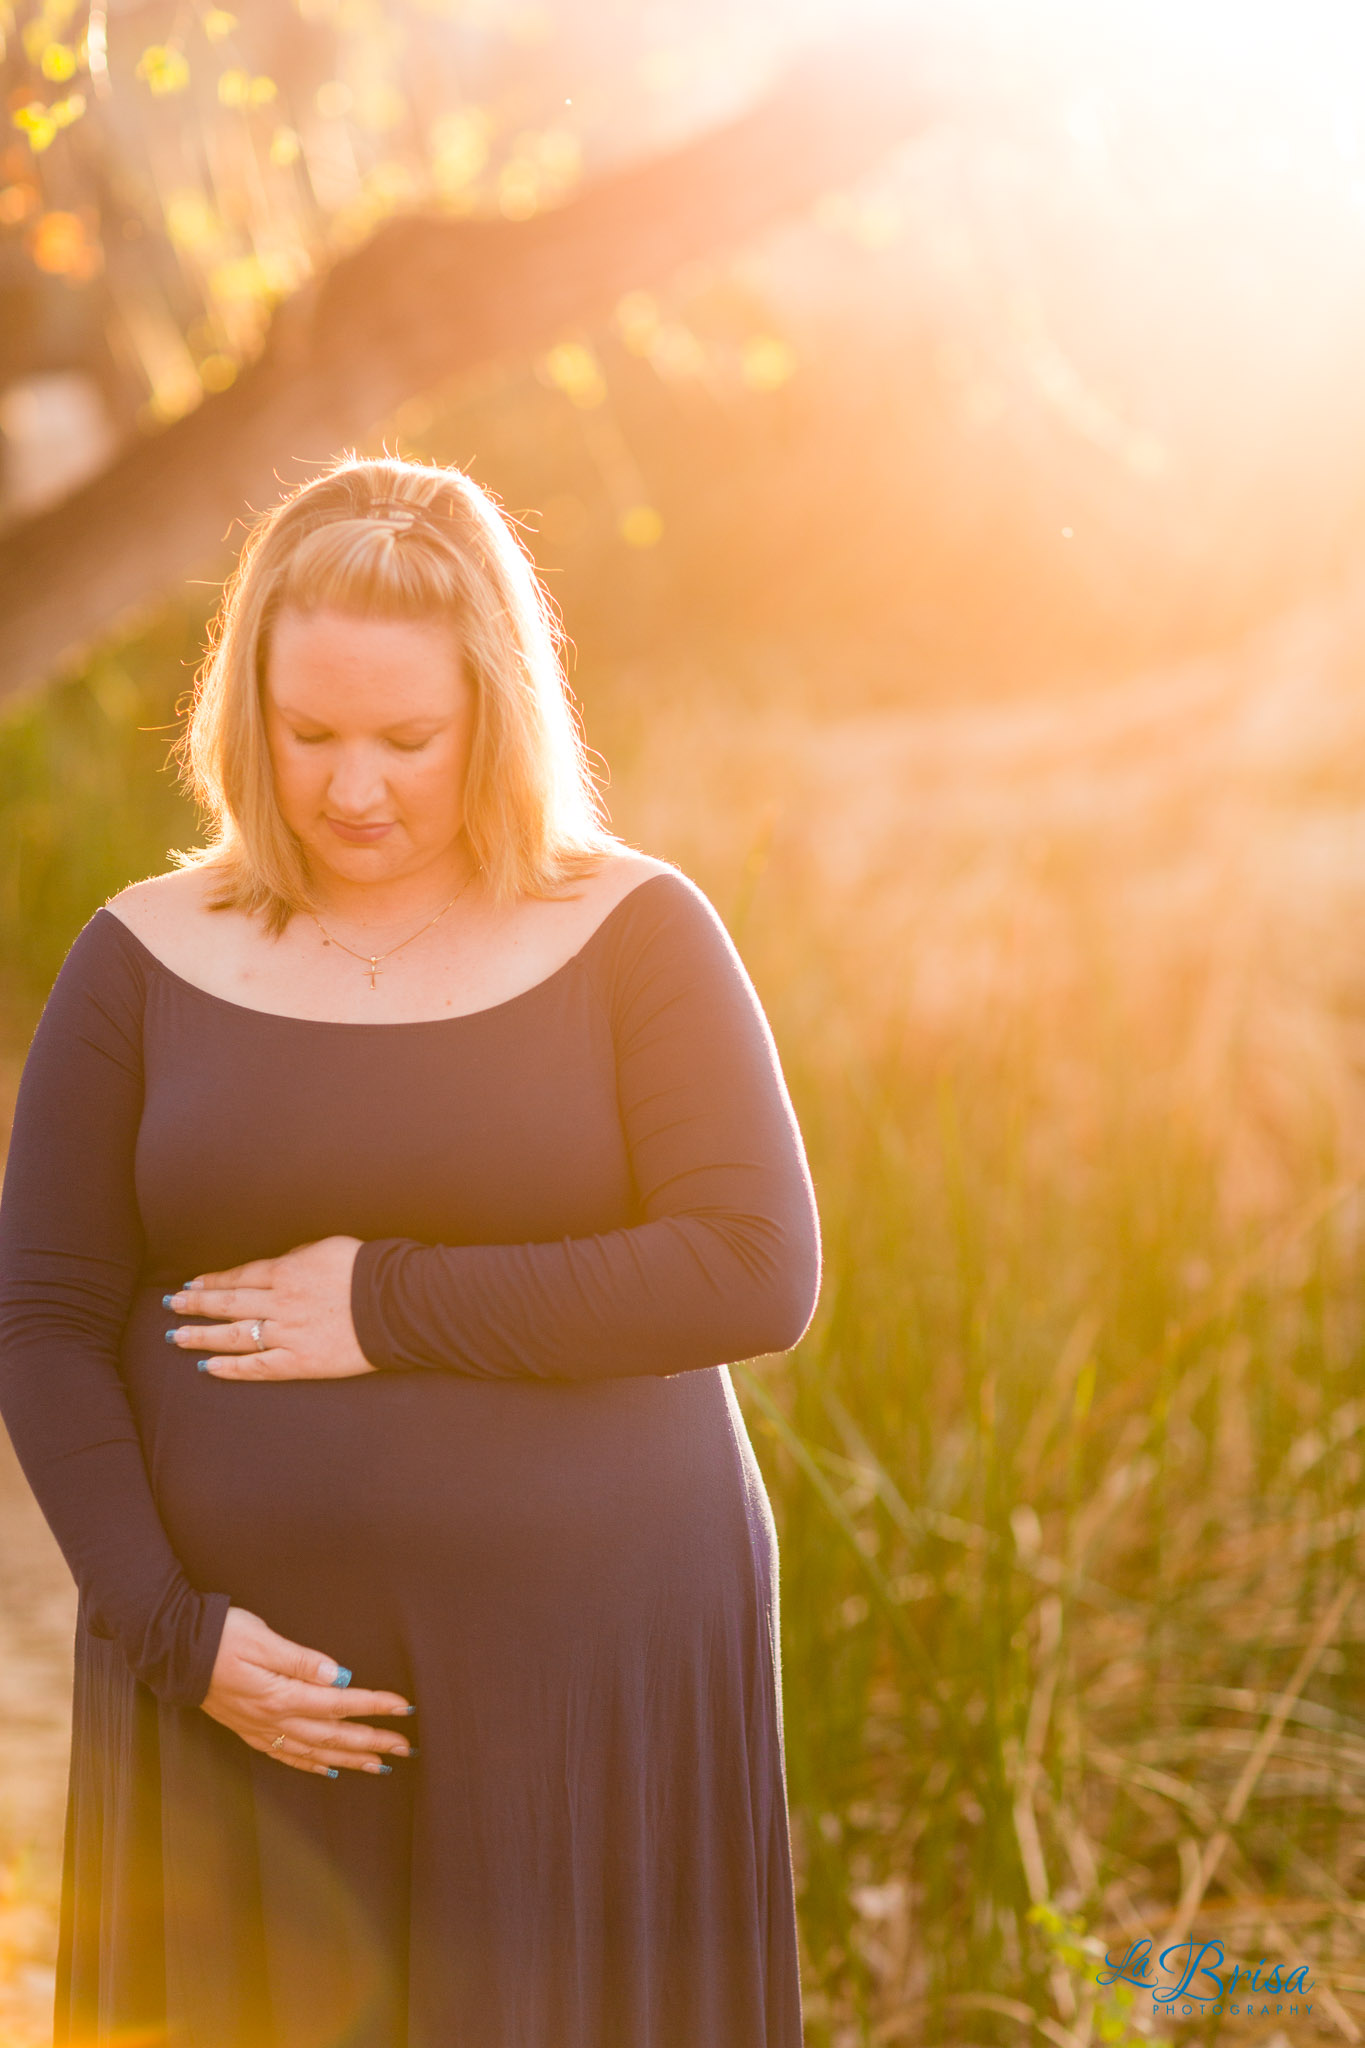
[{"left": 325, "top": 749, "right": 390, "bottom": 815}]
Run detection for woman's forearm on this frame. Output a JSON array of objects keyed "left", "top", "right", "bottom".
[
  {"left": 350, "top": 1203, "right": 820, "bottom": 1381},
  {"left": 0, "top": 914, "right": 234, "bottom": 1707}
]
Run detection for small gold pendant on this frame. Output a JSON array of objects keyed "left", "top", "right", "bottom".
[{"left": 368, "top": 958, "right": 380, "bottom": 989}]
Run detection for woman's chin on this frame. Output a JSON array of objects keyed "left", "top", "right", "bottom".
[
  {"left": 296, "top": 825, "right": 468, "bottom": 892},
  {"left": 303, "top": 835, "right": 405, "bottom": 882}
]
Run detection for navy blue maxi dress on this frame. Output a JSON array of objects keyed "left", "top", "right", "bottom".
[{"left": 0, "top": 867, "right": 821, "bottom": 2048}]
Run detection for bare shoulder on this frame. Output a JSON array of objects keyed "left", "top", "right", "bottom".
[
  {"left": 105, "top": 865, "right": 215, "bottom": 933},
  {"left": 510, "top": 850, "right": 684, "bottom": 973},
  {"left": 578, "top": 850, "right": 681, "bottom": 921},
  {"left": 104, "top": 866, "right": 221, "bottom": 946}
]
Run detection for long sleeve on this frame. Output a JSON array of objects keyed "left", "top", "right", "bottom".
[
  {"left": 0, "top": 916, "right": 232, "bottom": 1707},
  {"left": 351, "top": 872, "right": 822, "bottom": 1380}
]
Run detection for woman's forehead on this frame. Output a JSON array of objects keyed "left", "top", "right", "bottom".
[{"left": 266, "top": 608, "right": 468, "bottom": 718}]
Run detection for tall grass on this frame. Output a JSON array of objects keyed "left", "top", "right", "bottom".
[
  {"left": 0, "top": 607, "right": 206, "bottom": 1032},
  {"left": 604, "top": 591, "right": 1365, "bottom": 2042},
  {"left": 5, "top": 586, "right": 1365, "bottom": 2043}
]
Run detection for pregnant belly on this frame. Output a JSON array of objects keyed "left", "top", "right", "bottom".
[{"left": 120, "top": 1285, "right": 770, "bottom": 1672}]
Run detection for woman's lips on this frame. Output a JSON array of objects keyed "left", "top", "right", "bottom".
[{"left": 326, "top": 817, "right": 395, "bottom": 844}]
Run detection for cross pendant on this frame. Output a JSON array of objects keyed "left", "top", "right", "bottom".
[{"left": 368, "top": 958, "right": 380, "bottom": 989}]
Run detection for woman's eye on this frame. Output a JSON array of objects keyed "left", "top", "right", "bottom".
[{"left": 288, "top": 730, "right": 430, "bottom": 751}]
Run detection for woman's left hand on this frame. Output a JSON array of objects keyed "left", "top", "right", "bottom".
[{"left": 164, "top": 1236, "right": 375, "bottom": 1380}]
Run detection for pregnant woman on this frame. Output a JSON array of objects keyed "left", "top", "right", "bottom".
[{"left": 0, "top": 455, "right": 822, "bottom": 2048}]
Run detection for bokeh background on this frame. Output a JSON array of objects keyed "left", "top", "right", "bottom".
[{"left": 5, "top": 0, "right": 1365, "bottom": 2042}]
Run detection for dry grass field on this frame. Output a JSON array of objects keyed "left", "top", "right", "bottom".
[
  {"left": 0, "top": 1433, "right": 74, "bottom": 2048},
  {"left": 613, "top": 577, "right": 1365, "bottom": 2042}
]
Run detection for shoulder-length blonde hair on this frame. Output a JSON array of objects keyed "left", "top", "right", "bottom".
[{"left": 175, "top": 453, "right": 624, "bottom": 931}]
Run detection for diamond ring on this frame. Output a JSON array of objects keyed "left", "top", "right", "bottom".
[{"left": 250, "top": 1320, "right": 265, "bottom": 1351}]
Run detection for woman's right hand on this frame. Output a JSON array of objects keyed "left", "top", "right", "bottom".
[{"left": 200, "top": 1605, "right": 415, "bottom": 1776}]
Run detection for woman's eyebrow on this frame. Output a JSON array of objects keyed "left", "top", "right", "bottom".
[{"left": 272, "top": 708, "right": 450, "bottom": 734}]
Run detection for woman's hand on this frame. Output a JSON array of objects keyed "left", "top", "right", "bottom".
[
  {"left": 202, "top": 1607, "right": 415, "bottom": 1776},
  {"left": 164, "top": 1235, "right": 373, "bottom": 1381}
]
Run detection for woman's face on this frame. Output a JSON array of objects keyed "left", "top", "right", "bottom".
[{"left": 264, "top": 606, "right": 476, "bottom": 891}]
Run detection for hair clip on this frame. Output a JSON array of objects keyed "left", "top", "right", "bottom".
[{"left": 368, "top": 499, "right": 419, "bottom": 531}]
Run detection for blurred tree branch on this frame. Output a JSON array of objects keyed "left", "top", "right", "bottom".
[{"left": 0, "top": 31, "right": 936, "bottom": 703}]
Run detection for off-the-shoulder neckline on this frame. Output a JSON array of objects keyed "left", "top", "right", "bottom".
[{"left": 95, "top": 869, "right": 685, "bottom": 1029}]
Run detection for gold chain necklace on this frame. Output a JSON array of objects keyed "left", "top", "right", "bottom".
[{"left": 310, "top": 866, "right": 480, "bottom": 989}]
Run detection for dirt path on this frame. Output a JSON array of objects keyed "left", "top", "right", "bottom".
[{"left": 0, "top": 1431, "right": 75, "bottom": 2048}]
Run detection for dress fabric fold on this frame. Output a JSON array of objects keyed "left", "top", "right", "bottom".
[{"left": 0, "top": 868, "right": 821, "bottom": 2048}]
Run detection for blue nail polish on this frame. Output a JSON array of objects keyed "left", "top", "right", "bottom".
[
  {"left": 326, "top": 1767, "right": 339, "bottom": 1778},
  {"left": 196, "top": 1360, "right": 213, "bottom": 1372},
  {"left": 405, "top": 1746, "right": 419, "bottom": 1757},
  {"left": 377, "top": 1763, "right": 393, "bottom": 1775},
  {"left": 405, "top": 1704, "right": 417, "bottom": 1715},
  {"left": 162, "top": 1294, "right": 176, "bottom": 1309},
  {"left": 332, "top": 1666, "right": 352, "bottom": 1689},
  {"left": 164, "top": 1328, "right": 179, "bottom": 1344}
]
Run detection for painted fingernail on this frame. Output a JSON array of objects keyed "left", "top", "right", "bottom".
[
  {"left": 332, "top": 1666, "right": 352, "bottom": 1689},
  {"left": 164, "top": 1328, "right": 180, "bottom": 1344},
  {"left": 196, "top": 1360, "right": 214, "bottom": 1372},
  {"left": 326, "top": 1767, "right": 339, "bottom": 1778},
  {"left": 162, "top": 1294, "right": 177, "bottom": 1309},
  {"left": 377, "top": 1763, "right": 393, "bottom": 1774},
  {"left": 405, "top": 1746, "right": 420, "bottom": 1757},
  {"left": 405, "top": 1704, "right": 417, "bottom": 1715}
]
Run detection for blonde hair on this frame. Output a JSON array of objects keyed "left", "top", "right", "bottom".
[{"left": 175, "top": 453, "right": 624, "bottom": 931}]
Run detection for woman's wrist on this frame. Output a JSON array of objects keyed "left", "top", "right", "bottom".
[
  {"left": 349, "top": 1236, "right": 412, "bottom": 1373},
  {"left": 187, "top": 1588, "right": 235, "bottom": 1708}
]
